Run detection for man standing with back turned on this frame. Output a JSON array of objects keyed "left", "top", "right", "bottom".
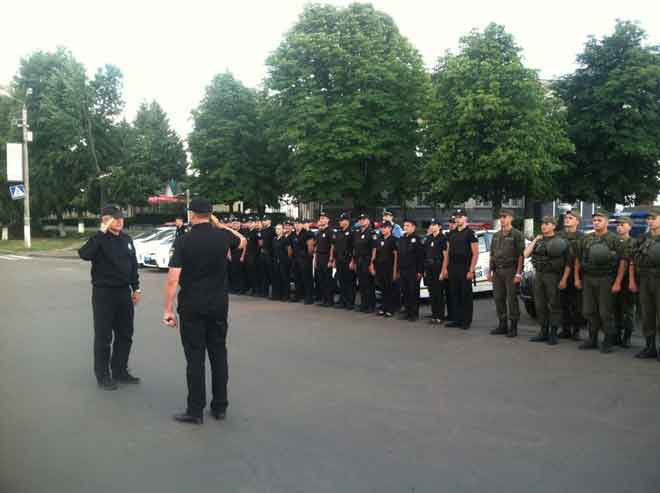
[
  {"left": 78, "top": 204, "right": 141, "bottom": 390},
  {"left": 163, "top": 198, "right": 246, "bottom": 424}
]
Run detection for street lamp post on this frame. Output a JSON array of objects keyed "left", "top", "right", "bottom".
[{"left": 21, "top": 89, "right": 32, "bottom": 248}]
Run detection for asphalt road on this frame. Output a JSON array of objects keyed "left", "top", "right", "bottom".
[{"left": 1, "top": 256, "right": 659, "bottom": 493}]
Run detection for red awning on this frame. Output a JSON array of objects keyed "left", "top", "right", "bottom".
[{"left": 147, "top": 195, "right": 185, "bottom": 205}]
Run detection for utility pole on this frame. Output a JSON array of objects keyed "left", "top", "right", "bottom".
[{"left": 20, "top": 89, "right": 32, "bottom": 248}]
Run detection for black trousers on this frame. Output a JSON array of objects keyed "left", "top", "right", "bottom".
[
  {"left": 357, "top": 256, "right": 376, "bottom": 310},
  {"left": 246, "top": 255, "right": 259, "bottom": 294},
  {"left": 376, "top": 264, "right": 396, "bottom": 314},
  {"left": 179, "top": 311, "right": 229, "bottom": 417},
  {"left": 258, "top": 253, "right": 272, "bottom": 297},
  {"left": 400, "top": 267, "right": 421, "bottom": 317},
  {"left": 272, "top": 258, "right": 291, "bottom": 300},
  {"left": 92, "top": 286, "right": 134, "bottom": 381},
  {"left": 425, "top": 262, "right": 446, "bottom": 319},
  {"left": 294, "top": 256, "right": 314, "bottom": 303},
  {"left": 336, "top": 258, "right": 355, "bottom": 308},
  {"left": 448, "top": 266, "right": 473, "bottom": 327},
  {"left": 317, "top": 255, "right": 334, "bottom": 305},
  {"left": 229, "top": 254, "right": 245, "bottom": 293}
]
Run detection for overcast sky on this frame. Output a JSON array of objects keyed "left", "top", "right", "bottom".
[{"left": 1, "top": 0, "right": 658, "bottom": 139}]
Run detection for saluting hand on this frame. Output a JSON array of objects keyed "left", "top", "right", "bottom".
[
  {"left": 210, "top": 214, "right": 225, "bottom": 229},
  {"left": 100, "top": 217, "right": 115, "bottom": 233}
]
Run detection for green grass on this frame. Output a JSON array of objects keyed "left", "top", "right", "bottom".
[{"left": 0, "top": 234, "right": 91, "bottom": 253}]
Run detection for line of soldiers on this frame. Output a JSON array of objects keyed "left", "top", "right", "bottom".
[
  {"left": 490, "top": 206, "right": 660, "bottom": 361},
  {"left": 218, "top": 209, "right": 479, "bottom": 328}
]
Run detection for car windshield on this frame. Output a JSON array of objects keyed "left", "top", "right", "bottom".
[
  {"left": 148, "top": 229, "right": 174, "bottom": 242},
  {"left": 133, "top": 229, "right": 158, "bottom": 240}
]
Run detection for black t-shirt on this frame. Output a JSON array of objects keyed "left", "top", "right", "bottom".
[
  {"left": 425, "top": 233, "right": 448, "bottom": 264},
  {"left": 290, "top": 230, "right": 314, "bottom": 258},
  {"left": 169, "top": 223, "right": 240, "bottom": 316},
  {"left": 448, "top": 227, "right": 478, "bottom": 267},
  {"left": 272, "top": 235, "right": 290, "bottom": 263},
  {"left": 247, "top": 229, "right": 260, "bottom": 257},
  {"left": 315, "top": 226, "right": 333, "bottom": 257},
  {"left": 375, "top": 235, "right": 398, "bottom": 267},
  {"left": 260, "top": 226, "right": 275, "bottom": 254},
  {"left": 332, "top": 227, "right": 353, "bottom": 261},
  {"left": 397, "top": 233, "right": 424, "bottom": 272},
  {"left": 353, "top": 227, "right": 378, "bottom": 258}
]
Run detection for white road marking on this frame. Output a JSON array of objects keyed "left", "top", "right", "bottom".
[{"left": 0, "top": 254, "right": 33, "bottom": 261}]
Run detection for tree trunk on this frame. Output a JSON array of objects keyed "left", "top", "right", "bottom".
[
  {"left": 57, "top": 211, "right": 67, "bottom": 238},
  {"left": 523, "top": 196, "right": 535, "bottom": 238},
  {"left": 492, "top": 196, "right": 503, "bottom": 231},
  {"left": 1, "top": 226, "right": 8, "bottom": 241}
]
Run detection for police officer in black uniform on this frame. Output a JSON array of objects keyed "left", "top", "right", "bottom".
[
  {"left": 272, "top": 223, "right": 292, "bottom": 301},
  {"left": 330, "top": 212, "right": 355, "bottom": 310},
  {"left": 163, "top": 198, "right": 246, "bottom": 424},
  {"left": 78, "top": 204, "right": 141, "bottom": 390},
  {"left": 315, "top": 212, "right": 335, "bottom": 307},
  {"left": 424, "top": 218, "right": 448, "bottom": 324},
  {"left": 245, "top": 217, "right": 260, "bottom": 295},
  {"left": 174, "top": 212, "right": 188, "bottom": 241},
  {"left": 353, "top": 213, "right": 378, "bottom": 313},
  {"left": 374, "top": 221, "right": 398, "bottom": 317},
  {"left": 442, "top": 209, "right": 479, "bottom": 330},
  {"left": 258, "top": 215, "right": 275, "bottom": 298},
  {"left": 398, "top": 219, "right": 425, "bottom": 322},
  {"left": 290, "top": 219, "right": 315, "bottom": 304}
]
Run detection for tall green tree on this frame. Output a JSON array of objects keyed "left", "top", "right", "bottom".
[
  {"left": 554, "top": 20, "right": 660, "bottom": 209},
  {"left": 189, "top": 72, "right": 279, "bottom": 212},
  {"left": 13, "top": 48, "right": 126, "bottom": 228},
  {"left": 105, "top": 101, "right": 186, "bottom": 206},
  {"left": 423, "top": 23, "right": 573, "bottom": 215},
  {"left": 265, "top": 3, "right": 430, "bottom": 208},
  {"left": 0, "top": 94, "right": 22, "bottom": 228}
]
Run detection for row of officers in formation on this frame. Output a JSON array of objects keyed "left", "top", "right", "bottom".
[{"left": 174, "top": 206, "right": 660, "bottom": 361}]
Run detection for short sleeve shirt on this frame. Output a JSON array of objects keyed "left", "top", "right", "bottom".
[
  {"left": 448, "top": 227, "right": 478, "bottom": 267},
  {"left": 169, "top": 223, "right": 240, "bottom": 316}
]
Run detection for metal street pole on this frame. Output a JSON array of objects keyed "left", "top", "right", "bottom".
[{"left": 21, "top": 90, "right": 32, "bottom": 249}]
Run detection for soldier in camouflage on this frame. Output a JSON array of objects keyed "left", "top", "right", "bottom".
[
  {"left": 558, "top": 209, "right": 585, "bottom": 340},
  {"left": 524, "top": 216, "right": 571, "bottom": 345},
  {"left": 613, "top": 216, "right": 636, "bottom": 348},
  {"left": 488, "top": 209, "right": 525, "bottom": 337},
  {"left": 574, "top": 209, "right": 626, "bottom": 353},
  {"left": 629, "top": 207, "right": 660, "bottom": 361}
]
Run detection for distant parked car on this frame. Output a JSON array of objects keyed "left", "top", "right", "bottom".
[{"left": 134, "top": 227, "right": 175, "bottom": 267}]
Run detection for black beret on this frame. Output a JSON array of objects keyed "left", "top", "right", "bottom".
[
  {"left": 189, "top": 198, "right": 212, "bottom": 214},
  {"left": 101, "top": 204, "right": 123, "bottom": 219}
]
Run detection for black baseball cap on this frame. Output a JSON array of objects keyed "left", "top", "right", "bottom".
[
  {"left": 448, "top": 216, "right": 456, "bottom": 224},
  {"left": 403, "top": 218, "right": 416, "bottom": 226},
  {"left": 430, "top": 218, "right": 441, "bottom": 226},
  {"left": 189, "top": 198, "right": 213, "bottom": 214},
  {"left": 453, "top": 208, "right": 467, "bottom": 217},
  {"left": 101, "top": 204, "right": 124, "bottom": 219},
  {"left": 319, "top": 211, "right": 329, "bottom": 218},
  {"left": 339, "top": 212, "right": 351, "bottom": 221},
  {"left": 381, "top": 220, "right": 393, "bottom": 229},
  {"left": 358, "top": 213, "right": 370, "bottom": 220}
]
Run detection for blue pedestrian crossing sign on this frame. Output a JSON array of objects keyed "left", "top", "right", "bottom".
[{"left": 9, "top": 184, "right": 25, "bottom": 200}]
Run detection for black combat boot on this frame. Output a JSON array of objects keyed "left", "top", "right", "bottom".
[
  {"left": 490, "top": 319, "right": 508, "bottom": 335},
  {"left": 579, "top": 329, "right": 598, "bottom": 350},
  {"left": 557, "top": 326, "right": 572, "bottom": 339},
  {"left": 547, "top": 326, "right": 559, "bottom": 346},
  {"left": 506, "top": 320, "right": 518, "bottom": 338},
  {"left": 600, "top": 334, "right": 614, "bottom": 354},
  {"left": 620, "top": 327, "right": 632, "bottom": 349},
  {"left": 530, "top": 323, "right": 548, "bottom": 342},
  {"left": 634, "top": 337, "right": 658, "bottom": 359}
]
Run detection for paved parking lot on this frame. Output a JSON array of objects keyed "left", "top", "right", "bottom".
[{"left": 1, "top": 257, "right": 658, "bottom": 492}]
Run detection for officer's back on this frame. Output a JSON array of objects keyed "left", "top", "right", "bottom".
[{"left": 171, "top": 215, "right": 237, "bottom": 316}]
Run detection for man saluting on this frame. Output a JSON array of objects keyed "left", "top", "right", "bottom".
[
  {"left": 163, "top": 198, "right": 246, "bottom": 424},
  {"left": 78, "top": 204, "right": 141, "bottom": 390}
]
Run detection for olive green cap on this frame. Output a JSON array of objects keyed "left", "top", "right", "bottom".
[
  {"left": 498, "top": 209, "right": 514, "bottom": 217},
  {"left": 647, "top": 206, "right": 660, "bottom": 217},
  {"left": 617, "top": 216, "right": 632, "bottom": 225},
  {"left": 592, "top": 208, "right": 609, "bottom": 218},
  {"left": 541, "top": 216, "right": 557, "bottom": 225}
]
